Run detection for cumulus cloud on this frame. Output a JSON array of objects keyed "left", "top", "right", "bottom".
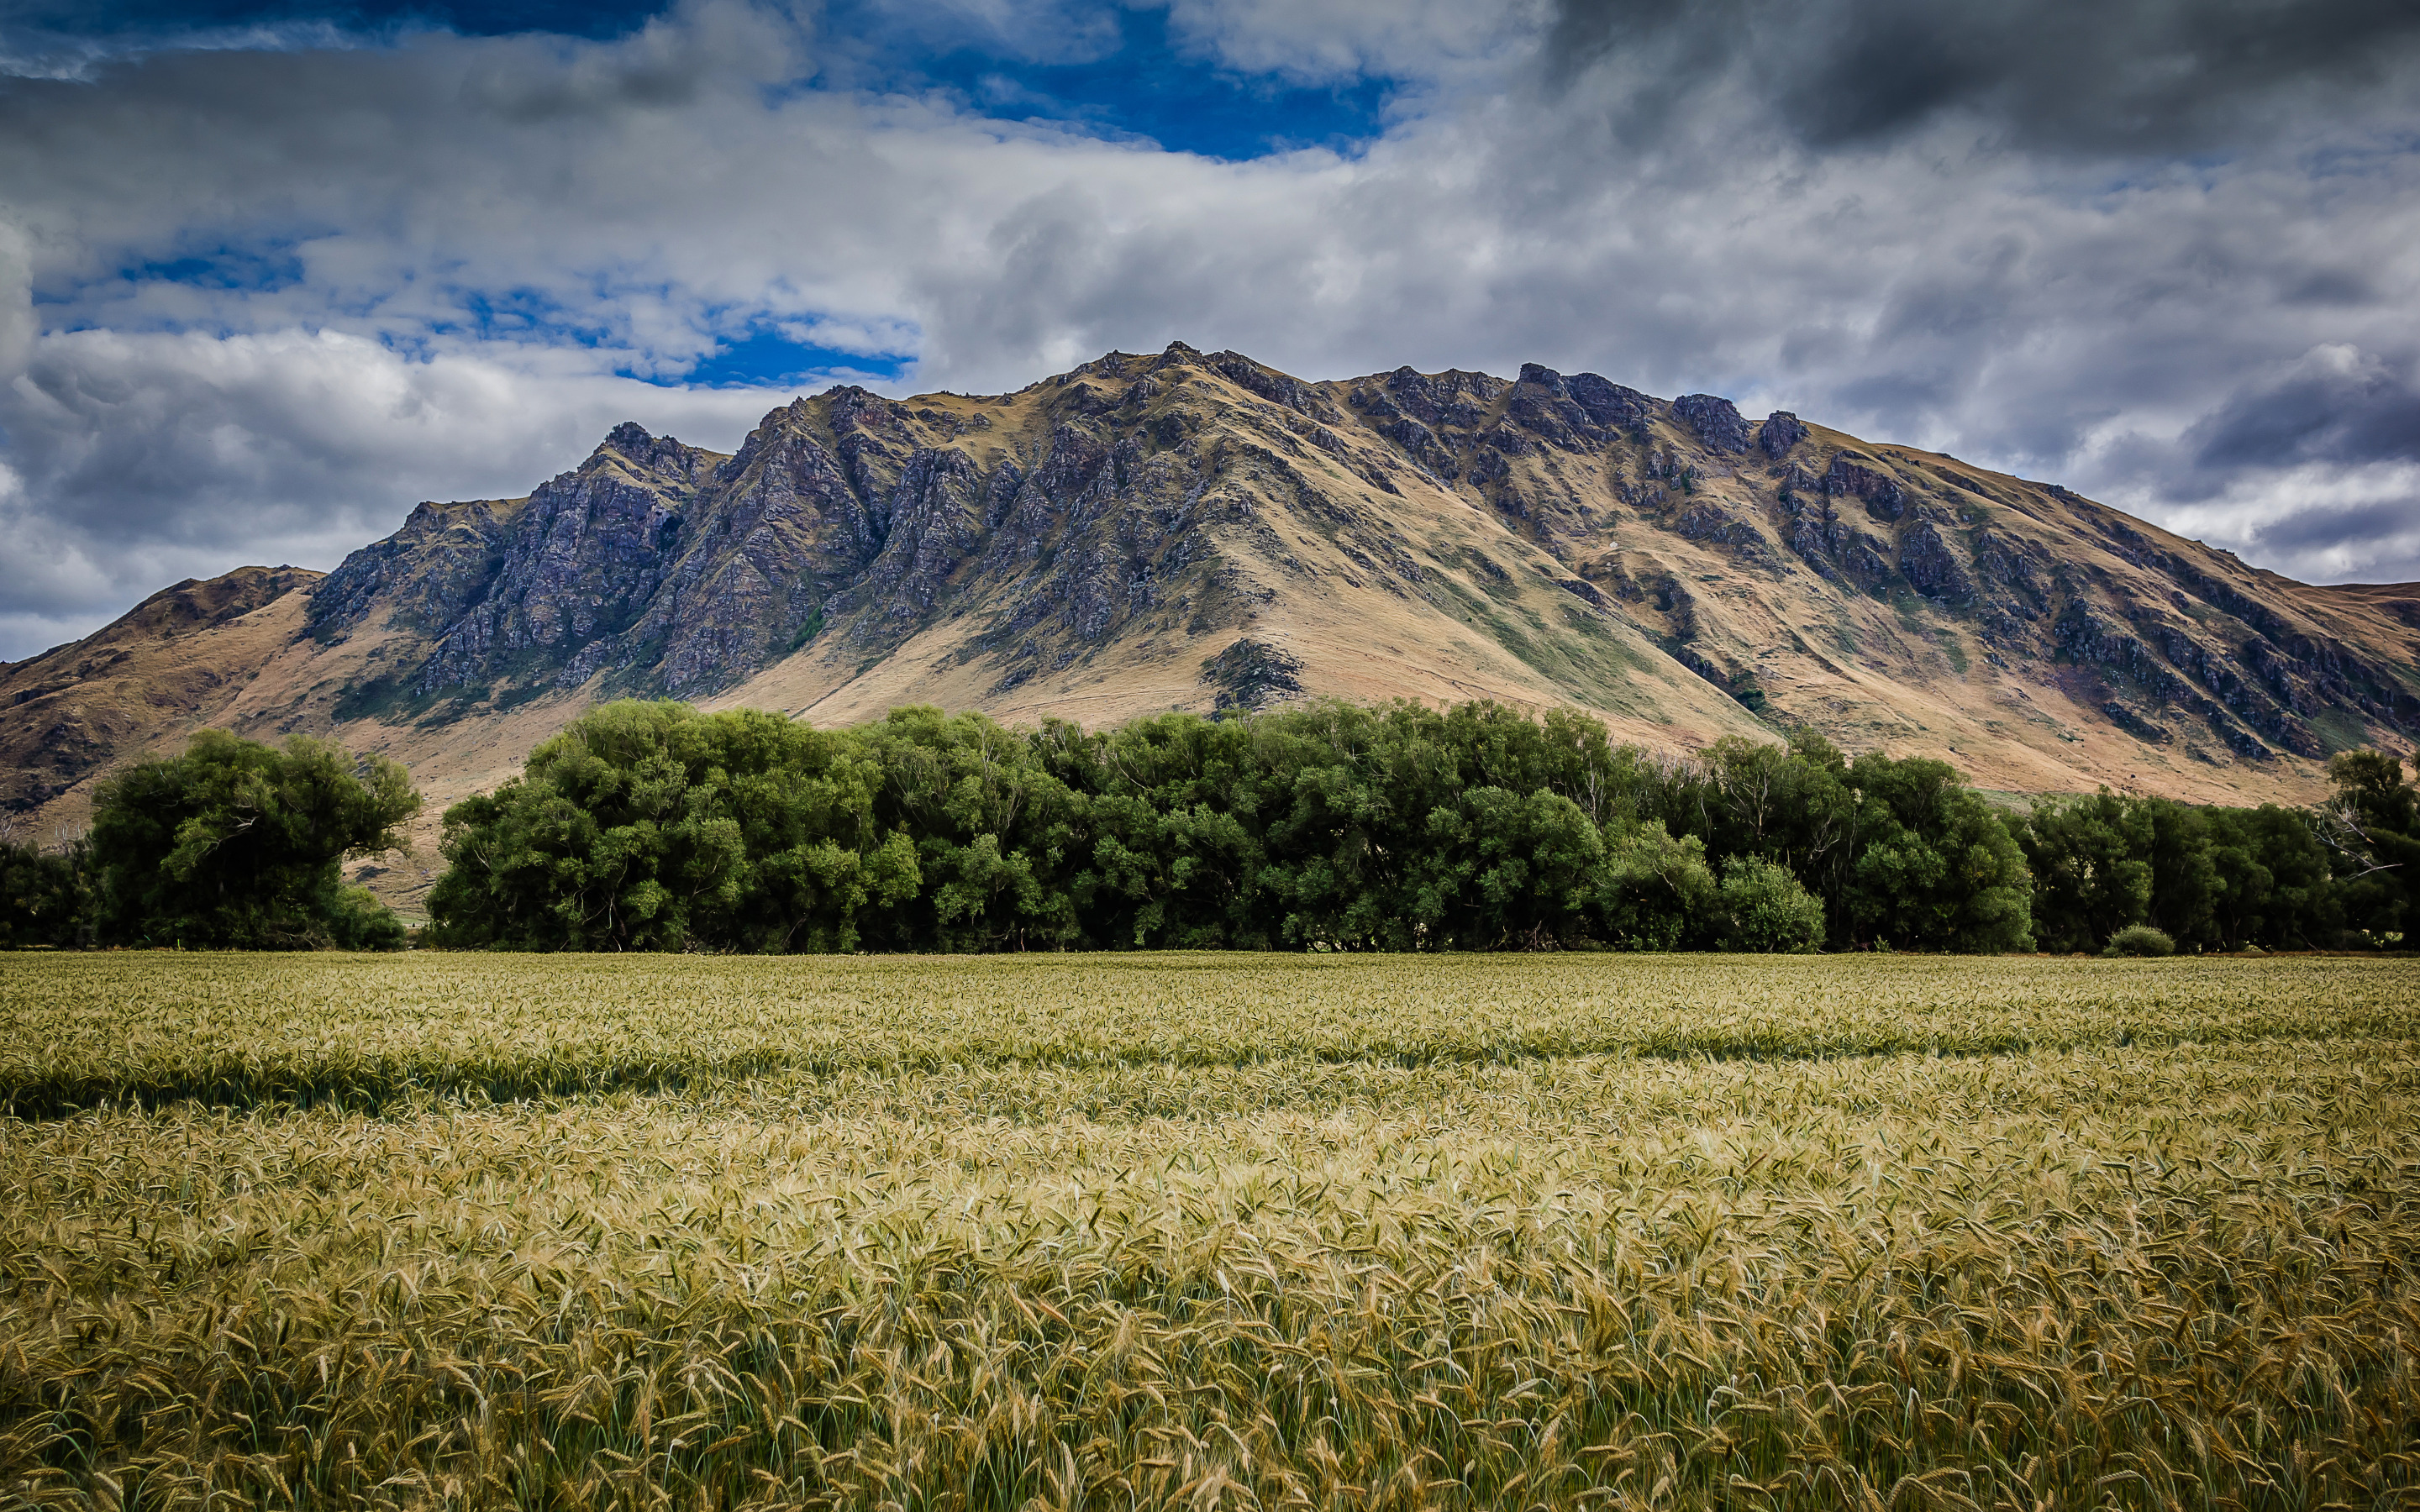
[{"left": 0, "top": 0, "right": 2417, "bottom": 659}]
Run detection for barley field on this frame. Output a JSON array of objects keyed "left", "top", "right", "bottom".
[{"left": 2, "top": 954, "right": 2416, "bottom": 1510}]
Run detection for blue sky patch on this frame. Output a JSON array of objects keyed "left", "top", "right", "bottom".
[
  {"left": 635, "top": 325, "right": 912, "bottom": 391},
  {"left": 13, "top": 0, "right": 1397, "bottom": 161},
  {"left": 886, "top": 6, "right": 1393, "bottom": 161},
  {"left": 126, "top": 244, "right": 308, "bottom": 292}
]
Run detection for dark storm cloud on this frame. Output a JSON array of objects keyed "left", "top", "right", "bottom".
[
  {"left": 2187, "top": 355, "right": 2420, "bottom": 472},
  {"left": 2252, "top": 497, "right": 2419, "bottom": 554},
  {"left": 1544, "top": 0, "right": 2420, "bottom": 150}
]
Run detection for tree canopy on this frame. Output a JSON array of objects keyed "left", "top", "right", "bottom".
[
  {"left": 84, "top": 730, "right": 420, "bottom": 948},
  {"left": 428, "top": 699, "right": 2044, "bottom": 954},
  {"left": 12, "top": 702, "right": 2409, "bottom": 958}
]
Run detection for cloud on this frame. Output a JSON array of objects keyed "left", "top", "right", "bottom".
[
  {"left": 0, "top": 326, "right": 831, "bottom": 656},
  {"left": 1163, "top": 0, "right": 1544, "bottom": 84},
  {"left": 2186, "top": 344, "right": 2420, "bottom": 474},
  {"left": 0, "top": 0, "right": 2417, "bottom": 658},
  {"left": 1542, "top": 0, "right": 2420, "bottom": 152}
]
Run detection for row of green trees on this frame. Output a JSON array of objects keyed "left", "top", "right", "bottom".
[{"left": 4, "top": 699, "right": 2412, "bottom": 953}]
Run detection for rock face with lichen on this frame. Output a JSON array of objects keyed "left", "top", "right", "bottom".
[{"left": 8, "top": 343, "right": 2420, "bottom": 829}]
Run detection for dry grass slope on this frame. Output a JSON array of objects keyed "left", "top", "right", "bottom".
[{"left": 2, "top": 953, "right": 2416, "bottom": 1509}]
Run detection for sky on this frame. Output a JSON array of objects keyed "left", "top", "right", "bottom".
[{"left": 2, "top": 0, "right": 2418, "bottom": 660}]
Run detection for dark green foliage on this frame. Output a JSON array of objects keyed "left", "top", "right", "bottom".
[
  {"left": 2202, "top": 804, "right": 2339, "bottom": 951},
  {"left": 431, "top": 697, "right": 2065, "bottom": 954},
  {"left": 2319, "top": 748, "right": 2419, "bottom": 947},
  {"left": 0, "top": 839, "right": 85, "bottom": 948},
  {"left": 2018, "top": 759, "right": 2402, "bottom": 953},
  {"left": 1834, "top": 751, "right": 2033, "bottom": 953},
  {"left": 426, "top": 701, "right": 917, "bottom": 953},
  {"left": 2008, "top": 790, "right": 2150, "bottom": 953},
  {"left": 1596, "top": 822, "right": 1718, "bottom": 951},
  {"left": 1647, "top": 730, "right": 2030, "bottom": 953},
  {"left": 87, "top": 730, "right": 419, "bottom": 949}
]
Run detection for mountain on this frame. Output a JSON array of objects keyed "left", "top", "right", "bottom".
[{"left": 6, "top": 342, "right": 2417, "bottom": 907}]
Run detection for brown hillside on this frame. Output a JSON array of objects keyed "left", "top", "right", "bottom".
[
  {"left": 6, "top": 344, "right": 2418, "bottom": 913},
  {"left": 0, "top": 566, "right": 321, "bottom": 821}
]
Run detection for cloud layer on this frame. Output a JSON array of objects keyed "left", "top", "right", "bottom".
[{"left": 2, "top": 0, "right": 2417, "bottom": 658}]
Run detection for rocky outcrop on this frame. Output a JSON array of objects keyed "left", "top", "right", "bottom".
[
  {"left": 1200, "top": 638, "right": 1304, "bottom": 710},
  {"left": 1757, "top": 411, "right": 1807, "bottom": 458},
  {"left": 1898, "top": 522, "right": 1976, "bottom": 603},
  {"left": 1824, "top": 451, "right": 1907, "bottom": 520},
  {"left": 309, "top": 499, "right": 518, "bottom": 638},
  {"left": 1673, "top": 394, "right": 1750, "bottom": 454}
]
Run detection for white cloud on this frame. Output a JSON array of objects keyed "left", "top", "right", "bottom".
[{"left": 1161, "top": 0, "right": 1546, "bottom": 84}]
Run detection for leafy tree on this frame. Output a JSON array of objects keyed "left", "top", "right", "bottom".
[
  {"left": 1838, "top": 753, "right": 2033, "bottom": 952},
  {"left": 429, "top": 701, "right": 915, "bottom": 952},
  {"left": 859, "top": 706, "right": 1086, "bottom": 951},
  {"left": 2202, "top": 804, "right": 2338, "bottom": 951},
  {"left": 2317, "top": 748, "right": 2418, "bottom": 947},
  {"left": 87, "top": 731, "right": 418, "bottom": 948},
  {"left": 1429, "top": 786, "right": 1607, "bottom": 949},
  {"left": 2139, "top": 799, "right": 2222, "bottom": 950},
  {"left": 2012, "top": 791, "right": 2154, "bottom": 953},
  {"left": 1596, "top": 822, "right": 1718, "bottom": 951},
  {"left": 427, "top": 697, "right": 2096, "bottom": 956},
  {"left": 1059, "top": 712, "right": 1268, "bottom": 948}
]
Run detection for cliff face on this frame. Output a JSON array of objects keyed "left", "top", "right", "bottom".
[{"left": 8, "top": 343, "right": 2420, "bottom": 868}]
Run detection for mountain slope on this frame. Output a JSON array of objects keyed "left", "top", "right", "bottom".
[
  {"left": 0, "top": 566, "right": 321, "bottom": 822},
  {"left": 6, "top": 342, "right": 2418, "bottom": 900}
]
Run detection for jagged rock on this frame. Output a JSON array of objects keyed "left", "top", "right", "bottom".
[
  {"left": 1676, "top": 503, "right": 1770, "bottom": 563},
  {"left": 1380, "top": 366, "right": 1502, "bottom": 432},
  {"left": 1898, "top": 522, "right": 1976, "bottom": 602},
  {"left": 1841, "top": 538, "right": 1897, "bottom": 586},
  {"left": 1758, "top": 411, "right": 1807, "bottom": 458},
  {"left": 409, "top": 430, "right": 710, "bottom": 696},
  {"left": 1824, "top": 451, "right": 1907, "bottom": 520},
  {"left": 310, "top": 499, "right": 514, "bottom": 638},
  {"left": 1200, "top": 638, "right": 1303, "bottom": 710},
  {"left": 1507, "top": 365, "right": 1592, "bottom": 449},
  {"left": 1673, "top": 394, "right": 1750, "bottom": 453},
  {"left": 1565, "top": 373, "right": 1654, "bottom": 432},
  {"left": 2102, "top": 701, "right": 2171, "bottom": 744}
]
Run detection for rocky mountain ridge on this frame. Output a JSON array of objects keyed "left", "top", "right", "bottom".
[{"left": 7, "top": 342, "right": 2418, "bottom": 892}]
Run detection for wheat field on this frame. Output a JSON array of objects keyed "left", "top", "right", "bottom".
[{"left": 2, "top": 953, "right": 2415, "bottom": 1509}]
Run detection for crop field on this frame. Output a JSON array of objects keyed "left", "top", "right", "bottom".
[{"left": 1, "top": 954, "right": 2417, "bottom": 1510}]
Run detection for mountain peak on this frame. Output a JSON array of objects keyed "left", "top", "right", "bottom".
[{"left": 7, "top": 349, "right": 2418, "bottom": 834}]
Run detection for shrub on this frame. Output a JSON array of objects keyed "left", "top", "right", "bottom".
[
  {"left": 1597, "top": 822, "right": 1717, "bottom": 950},
  {"left": 2104, "top": 924, "right": 2175, "bottom": 958},
  {"left": 1718, "top": 856, "right": 1825, "bottom": 953}
]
